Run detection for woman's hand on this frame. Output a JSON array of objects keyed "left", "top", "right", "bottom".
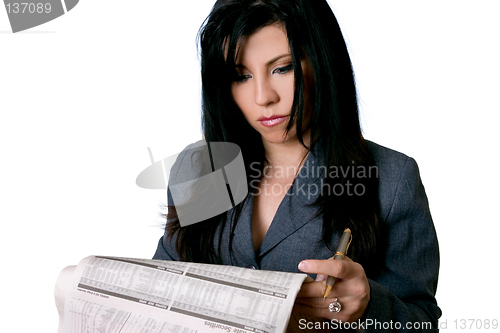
[{"left": 293, "top": 256, "right": 370, "bottom": 324}]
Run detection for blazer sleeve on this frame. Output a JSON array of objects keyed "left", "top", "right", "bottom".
[{"left": 363, "top": 157, "right": 441, "bottom": 332}]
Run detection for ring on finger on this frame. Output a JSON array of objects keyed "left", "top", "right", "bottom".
[{"left": 328, "top": 297, "right": 341, "bottom": 313}]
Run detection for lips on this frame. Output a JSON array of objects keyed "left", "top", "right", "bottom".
[{"left": 258, "top": 115, "right": 289, "bottom": 127}]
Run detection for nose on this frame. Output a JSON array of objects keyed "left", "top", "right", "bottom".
[{"left": 254, "top": 76, "right": 279, "bottom": 107}]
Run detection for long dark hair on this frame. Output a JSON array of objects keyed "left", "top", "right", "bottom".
[{"left": 166, "top": 0, "right": 381, "bottom": 272}]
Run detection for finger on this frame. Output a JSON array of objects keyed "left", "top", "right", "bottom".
[
  {"left": 292, "top": 302, "right": 329, "bottom": 319},
  {"left": 319, "top": 256, "right": 352, "bottom": 283},
  {"left": 297, "top": 280, "right": 326, "bottom": 298},
  {"left": 303, "top": 275, "right": 314, "bottom": 283},
  {"left": 298, "top": 258, "right": 359, "bottom": 280},
  {"left": 294, "top": 296, "right": 337, "bottom": 308},
  {"left": 293, "top": 300, "right": 353, "bottom": 323},
  {"left": 294, "top": 297, "right": 364, "bottom": 324},
  {"left": 325, "top": 255, "right": 353, "bottom": 262},
  {"left": 297, "top": 278, "right": 353, "bottom": 298},
  {"left": 315, "top": 274, "right": 327, "bottom": 282},
  {"left": 343, "top": 256, "right": 353, "bottom": 262}
]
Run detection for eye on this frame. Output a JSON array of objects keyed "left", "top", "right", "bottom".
[
  {"left": 272, "top": 64, "right": 293, "bottom": 75},
  {"left": 233, "top": 73, "right": 252, "bottom": 83}
]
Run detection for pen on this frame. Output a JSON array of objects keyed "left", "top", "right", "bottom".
[{"left": 323, "top": 228, "right": 352, "bottom": 298}]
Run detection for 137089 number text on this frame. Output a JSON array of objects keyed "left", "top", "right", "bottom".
[{"left": 6, "top": 3, "right": 52, "bottom": 14}]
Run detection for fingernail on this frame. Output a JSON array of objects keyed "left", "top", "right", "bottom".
[
  {"left": 315, "top": 274, "right": 326, "bottom": 282},
  {"left": 298, "top": 261, "right": 308, "bottom": 271}
]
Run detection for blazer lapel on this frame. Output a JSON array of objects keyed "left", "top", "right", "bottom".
[
  {"left": 257, "top": 151, "right": 324, "bottom": 259},
  {"left": 230, "top": 194, "right": 259, "bottom": 266}
]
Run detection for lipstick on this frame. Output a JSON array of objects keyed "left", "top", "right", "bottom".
[{"left": 258, "top": 115, "right": 288, "bottom": 127}]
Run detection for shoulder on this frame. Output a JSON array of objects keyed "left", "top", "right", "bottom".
[
  {"left": 365, "top": 140, "right": 426, "bottom": 222},
  {"left": 363, "top": 142, "right": 440, "bottom": 323},
  {"left": 366, "top": 140, "right": 414, "bottom": 171},
  {"left": 366, "top": 140, "right": 420, "bottom": 183}
]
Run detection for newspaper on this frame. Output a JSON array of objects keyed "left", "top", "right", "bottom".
[{"left": 55, "top": 256, "right": 308, "bottom": 333}]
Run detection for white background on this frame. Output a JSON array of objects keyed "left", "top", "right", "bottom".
[{"left": 1, "top": 1, "right": 499, "bottom": 331}]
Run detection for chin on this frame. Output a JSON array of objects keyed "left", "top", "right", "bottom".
[{"left": 261, "top": 132, "right": 295, "bottom": 144}]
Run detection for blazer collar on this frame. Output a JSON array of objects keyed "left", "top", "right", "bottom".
[{"left": 231, "top": 149, "right": 324, "bottom": 264}]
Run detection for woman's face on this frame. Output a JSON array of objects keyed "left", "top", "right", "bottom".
[{"left": 230, "top": 24, "right": 313, "bottom": 145}]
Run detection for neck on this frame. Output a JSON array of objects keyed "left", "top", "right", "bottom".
[{"left": 262, "top": 130, "right": 311, "bottom": 170}]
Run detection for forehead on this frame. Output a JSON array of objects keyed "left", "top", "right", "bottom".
[{"left": 232, "top": 24, "right": 291, "bottom": 65}]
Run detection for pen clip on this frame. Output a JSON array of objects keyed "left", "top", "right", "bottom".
[{"left": 345, "top": 234, "right": 353, "bottom": 256}]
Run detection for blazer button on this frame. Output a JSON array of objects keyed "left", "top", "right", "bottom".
[{"left": 245, "top": 265, "right": 257, "bottom": 269}]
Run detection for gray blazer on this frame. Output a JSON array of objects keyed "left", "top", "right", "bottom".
[{"left": 153, "top": 141, "right": 441, "bottom": 331}]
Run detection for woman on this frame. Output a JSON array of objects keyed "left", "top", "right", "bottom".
[{"left": 154, "top": 0, "right": 440, "bottom": 330}]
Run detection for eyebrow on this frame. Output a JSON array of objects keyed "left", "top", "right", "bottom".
[{"left": 235, "top": 53, "right": 292, "bottom": 68}]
